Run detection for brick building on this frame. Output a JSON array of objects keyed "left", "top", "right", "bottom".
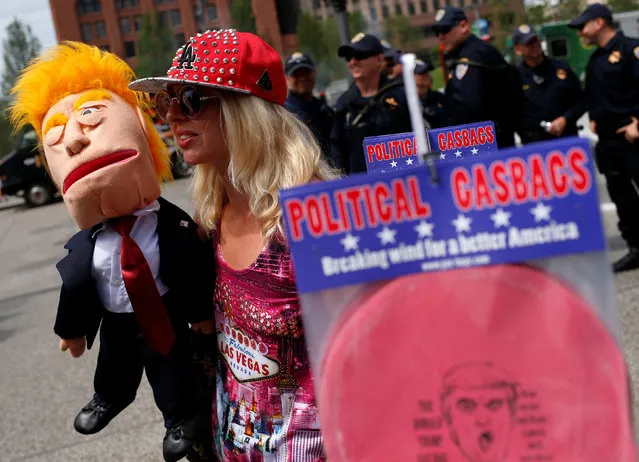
[{"left": 300, "top": 0, "right": 526, "bottom": 49}]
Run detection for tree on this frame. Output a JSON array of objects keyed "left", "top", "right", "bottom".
[
  {"left": 135, "top": 13, "right": 176, "bottom": 79},
  {"left": 551, "top": 0, "right": 583, "bottom": 22},
  {"left": 525, "top": 3, "right": 547, "bottom": 26},
  {"left": 1, "top": 18, "right": 41, "bottom": 100},
  {"left": 230, "top": 0, "right": 257, "bottom": 34},
  {"left": 608, "top": 0, "right": 639, "bottom": 13},
  {"left": 383, "top": 15, "right": 422, "bottom": 51}
]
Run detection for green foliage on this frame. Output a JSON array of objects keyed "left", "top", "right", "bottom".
[
  {"left": 526, "top": 4, "right": 546, "bottom": 26},
  {"left": 383, "top": 15, "right": 422, "bottom": 51},
  {"left": 230, "top": 0, "right": 257, "bottom": 34},
  {"left": 135, "top": 12, "right": 176, "bottom": 79},
  {"left": 1, "top": 18, "right": 41, "bottom": 99}
]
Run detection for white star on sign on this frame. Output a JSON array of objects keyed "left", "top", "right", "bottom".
[
  {"left": 406, "top": 158, "right": 414, "bottom": 165},
  {"left": 390, "top": 160, "right": 398, "bottom": 168},
  {"left": 452, "top": 213, "right": 472, "bottom": 233},
  {"left": 340, "top": 233, "right": 360, "bottom": 252},
  {"left": 414, "top": 220, "right": 435, "bottom": 238},
  {"left": 455, "top": 150, "right": 463, "bottom": 158},
  {"left": 530, "top": 202, "right": 552, "bottom": 222},
  {"left": 440, "top": 153, "right": 446, "bottom": 160},
  {"left": 471, "top": 147, "right": 479, "bottom": 155},
  {"left": 377, "top": 226, "right": 397, "bottom": 245},
  {"left": 490, "top": 208, "right": 511, "bottom": 228}
]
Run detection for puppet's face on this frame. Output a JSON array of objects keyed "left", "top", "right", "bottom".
[{"left": 41, "top": 89, "right": 160, "bottom": 229}]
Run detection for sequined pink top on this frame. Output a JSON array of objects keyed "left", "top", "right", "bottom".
[{"left": 212, "top": 233, "right": 324, "bottom": 461}]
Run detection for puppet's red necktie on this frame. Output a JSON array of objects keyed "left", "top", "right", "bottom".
[{"left": 112, "top": 215, "right": 175, "bottom": 356}]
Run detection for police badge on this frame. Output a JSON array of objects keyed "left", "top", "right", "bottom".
[
  {"left": 455, "top": 63, "right": 468, "bottom": 80},
  {"left": 556, "top": 69, "right": 567, "bottom": 80},
  {"left": 435, "top": 9, "right": 446, "bottom": 22},
  {"left": 518, "top": 24, "right": 531, "bottom": 34},
  {"left": 634, "top": 46, "right": 639, "bottom": 59}
]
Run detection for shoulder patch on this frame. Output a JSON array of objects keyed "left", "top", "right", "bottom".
[
  {"left": 556, "top": 68, "right": 567, "bottom": 80},
  {"left": 634, "top": 46, "right": 639, "bottom": 59},
  {"left": 455, "top": 63, "right": 468, "bottom": 80},
  {"left": 385, "top": 97, "right": 398, "bottom": 107}
]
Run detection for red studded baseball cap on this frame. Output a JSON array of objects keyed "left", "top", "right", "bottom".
[
  {"left": 129, "top": 29, "right": 287, "bottom": 106},
  {"left": 318, "top": 265, "right": 636, "bottom": 461}
]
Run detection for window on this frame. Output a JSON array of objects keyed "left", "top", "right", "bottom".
[
  {"left": 208, "top": 5, "right": 218, "bottom": 20},
  {"left": 423, "top": 25, "right": 437, "bottom": 37},
  {"left": 119, "top": 16, "right": 131, "bottom": 34},
  {"left": 81, "top": 23, "right": 93, "bottom": 41},
  {"left": 175, "top": 33, "right": 185, "bottom": 47},
  {"left": 154, "top": 0, "right": 176, "bottom": 4},
  {"left": 395, "top": 1, "right": 402, "bottom": 15},
  {"left": 420, "top": 0, "right": 428, "bottom": 13},
  {"left": 408, "top": 1, "right": 416, "bottom": 15},
  {"left": 124, "top": 41, "right": 136, "bottom": 57},
  {"left": 133, "top": 15, "right": 143, "bottom": 31},
  {"left": 548, "top": 38, "right": 569, "bottom": 59},
  {"left": 382, "top": 5, "right": 389, "bottom": 18},
  {"left": 159, "top": 11, "right": 169, "bottom": 27},
  {"left": 369, "top": 6, "right": 377, "bottom": 21},
  {"left": 100, "top": 45, "right": 111, "bottom": 52},
  {"left": 433, "top": 0, "right": 440, "bottom": 10},
  {"left": 76, "top": 0, "right": 101, "bottom": 15},
  {"left": 95, "top": 21, "right": 106, "bottom": 37},
  {"left": 312, "top": 0, "right": 321, "bottom": 8},
  {"left": 115, "top": 0, "right": 139, "bottom": 8},
  {"left": 170, "top": 9, "right": 182, "bottom": 26},
  {"left": 498, "top": 11, "right": 515, "bottom": 28}
]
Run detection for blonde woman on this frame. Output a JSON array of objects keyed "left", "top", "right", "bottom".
[{"left": 130, "top": 31, "right": 339, "bottom": 461}]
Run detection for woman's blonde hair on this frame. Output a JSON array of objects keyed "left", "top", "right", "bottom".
[{"left": 191, "top": 92, "right": 340, "bottom": 241}]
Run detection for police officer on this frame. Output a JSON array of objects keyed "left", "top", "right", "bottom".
[
  {"left": 415, "top": 58, "right": 449, "bottom": 129},
  {"left": 330, "top": 33, "right": 412, "bottom": 174},
  {"left": 382, "top": 40, "right": 403, "bottom": 81},
  {"left": 569, "top": 4, "right": 639, "bottom": 272},
  {"left": 513, "top": 24, "right": 585, "bottom": 144},
  {"left": 433, "top": 7, "right": 522, "bottom": 148},
  {"left": 284, "top": 52, "right": 334, "bottom": 157}
]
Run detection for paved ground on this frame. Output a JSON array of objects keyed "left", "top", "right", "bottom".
[{"left": 0, "top": 159, "right": 638, "bottom": 460}]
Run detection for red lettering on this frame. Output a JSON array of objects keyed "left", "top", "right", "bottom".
[
  {"left": 306, "top": 197, "right": 323, "bottom": 237},
  {"left": 335, "top": 191, "right": 349, "bottom": 231},
  {"left": 375, "top": 143, "right": 384, "bottom": 161},
  {"left": 247, "top": 358, "right": 254, "bottom": 370},
  {"left": 485, "top": 125, "right": 495, "bottom": 144},
  {"left": 366, "top": 145, "right": 375, "bottom": 163},
  {"left": 345, "top": 188, "right": 365, "bottom": 229},
  {"left": 446, "top": 132, "right": 456, "bottom": 151},
  {"left": 362, "top": 187, "right": 379, "bottom": 227},
  {"left": 392, "top": 180, "right": 412, "bottom": 221},
  {"left": 261, "top": 364, "right": 269, "bottom": 375},
  {"left": 391, "top": 140, "right": 401, "bottom": 158},
  {"left": 490, "top": 161, "right": 510, "bottom": 205},
  {"left": 321, "top": 194, "right": 340, "bottom": 233},
  {"left": 375, "top": 183, "right": 392, "bottom": 223},
  {"left": 568, "top": 147, "right": 591, "bottom": 193},
  {"left": 228, "top": 347, "right": 234, "bottom": 360},
  {"left": 477, "top": 126, "right": 486, "bottom": 144},
  {"left": 470, "top": 128, "right": 479, "bottom": 146},
  {"left": 253, "top": 361, "right": 261, "bottom": 373},
  {"left": 285, "top": 199, "right": 304, "bottom": 241},
  {"left": 547, "top": 151, "right": 568, "bottom": 196},
  {"left": 407, "top": 176, "right": 431, "bottom": 218},
  {"left": 461, "top": 129, "right": 470, "bottom": 147},
  {"left": 529, "top": 154, "right": 551, "bottom": 200},
  {"left": 452, "top": 167, "right": 471, "bottom": 212},
  {"left": 508, "top": 159, "right": 528, "bottom": 203},
  {"left": 473, "top": 164, "right": 494, "bottom": 209},
  {"left": 454, "top": 130, "right": 463, "bottom": 148},
  {"left": 438, "top": 133, "right": 446, "bottom": 151},
  {"left": 404, "top": 139, "right": 413, "bottom": 156}
]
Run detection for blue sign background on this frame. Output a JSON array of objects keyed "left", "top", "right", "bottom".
[
  {"left": 363, "top": 121, "right": 498, "bottom": 174},
  {"left": 280, "top": 137, "right": 606, "bottom": 294}
]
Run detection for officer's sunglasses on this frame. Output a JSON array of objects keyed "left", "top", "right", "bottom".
[
  {"left": 346, "top": 51, "right": 378, "bottom": 61},
  {"left": 154, "top": 86, "right": 219, "bottom": 121}
]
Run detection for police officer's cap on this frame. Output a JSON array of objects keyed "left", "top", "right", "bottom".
[
  {"left": 568, "top": 3, "right": 613, "bottom": 29},
  {"left": 285, "top": 52, "right": 314, "bottom": 75},
  {"left": 512, "top": 24, "right": 538, "bottom": 45},
  {"left": 338, "top": 33, "right": 384, "bottom": 59},
  {"left": 433, "top": 7, "right": 467, "bottom": 33},
  {"left": 414, "top": 59, "right": 434, "bottom": 75}
]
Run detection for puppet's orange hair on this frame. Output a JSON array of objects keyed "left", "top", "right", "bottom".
[{"left": 9, "top": 41, "right": 172, "bottom": 182}]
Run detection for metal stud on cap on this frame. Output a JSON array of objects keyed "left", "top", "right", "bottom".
[{"left": 217, "top": 77, "right": 223, "bottom": 83}]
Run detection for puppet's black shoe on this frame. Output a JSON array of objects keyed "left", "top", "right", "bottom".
[
  {"left": 613, "top": 249, "right": 639, "bottom": 273},
  {"left": 73, "top": 398, "right": 126, "bottom": 435},
  {"left": 163, "top": 419, "right": 196, "bottom": 462}
]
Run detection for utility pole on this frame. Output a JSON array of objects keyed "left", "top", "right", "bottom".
[
  {"left": 195, "top": 0, "right": 206, "bottom": 32},
  {"left": 325, "top": 0, "right": 351, "bottom": 46}
]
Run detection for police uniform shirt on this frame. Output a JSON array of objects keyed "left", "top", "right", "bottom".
[
  {"left": 518, "top": 56, "right": 585, "bottom": 136},
  {"left": 585, "top": 31, "right": 639, "bottom": 133},
  {"left": 421, "top": 90, "right": 449, "bottom": 129},
  {"left": 444, "top": 35, "right": 507, "bottom": 124},
  {"left": 285, "top": 91, "right": 333, "bottom": 154}
]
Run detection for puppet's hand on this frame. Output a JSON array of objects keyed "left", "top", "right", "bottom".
[
  {"left": 191, "top": 319, "right": 215, "bottom": 335},
  {"left": 60, "top": 337, "right": 87, "bottom": 357}
]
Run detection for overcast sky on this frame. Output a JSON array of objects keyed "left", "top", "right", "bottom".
[{"left": 0, "top": 0, "right": 57, "bottom": 74}]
